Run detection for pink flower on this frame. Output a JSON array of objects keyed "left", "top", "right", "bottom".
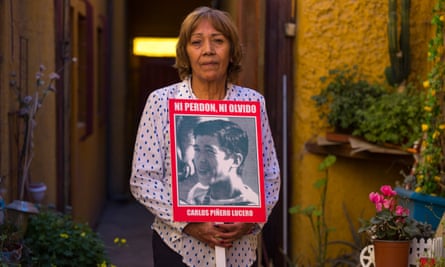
[
  {"left": 383, "top": 198, "right": 395, "bottom": 210},
  {"left": 375, "top": 202, "right": 383, "bottom": 212},
  {"left": 363, "top": 185, "right": 419, "bottom": 241},
  {"left": 380, "top": 185, "right": 396, "bottom": 197},
  {"left": 395, "top": 205, "right": 409, "bottom": 216},
  {"left": 369, "top": 192, "right": 386, "bottom": 211},
  {"left": 369, "top": 192, "right": 383, "bottom": 204}
]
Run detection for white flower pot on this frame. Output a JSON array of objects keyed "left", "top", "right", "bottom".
[{"left": 27, "top": 182, "right": 47, "bottom": 204}]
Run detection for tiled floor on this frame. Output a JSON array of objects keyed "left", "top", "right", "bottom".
[{"left": 96, "top": 199, "right": 154, "bottom": 267}]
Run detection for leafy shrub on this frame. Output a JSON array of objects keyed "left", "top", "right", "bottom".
[
  {"left": 24, "top": 210, "right": 109, "bottom": 266},
  {"left": 312, "top": 66, "right": 387, "bottom": 133},
  {"left": 354, "top": 85, "right": 424, "bottom": 146}
]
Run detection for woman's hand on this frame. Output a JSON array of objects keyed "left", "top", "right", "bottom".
[{"left": 183, "top": 222, "right": 256, "bottom": 248}]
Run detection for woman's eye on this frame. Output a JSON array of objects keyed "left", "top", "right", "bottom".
[
  {"left": 191, "top": 40, "right": 201, "bottom": 46},
  {"left": 214, "top": 39, "right": 224, "bottom": 44}
]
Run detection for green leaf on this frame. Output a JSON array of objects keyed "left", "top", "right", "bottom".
[{"left": 319, "top": 155, "right": 336, "bottom": 171}]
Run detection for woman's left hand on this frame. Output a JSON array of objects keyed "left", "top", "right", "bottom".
[{"left": 213, "top": 223, "right": 256, "bottom": 244}]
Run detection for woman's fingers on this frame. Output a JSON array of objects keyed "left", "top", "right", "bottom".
[
  {"left": 214, "top": 223, "right": 255, "bottom": 242},
  {"left": 184, "top": 222, "right": 233, "bottom": 248}
]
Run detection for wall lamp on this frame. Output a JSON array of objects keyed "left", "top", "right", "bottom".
[{"left": 133, "top": 37, "right": 178, "bottom": 57}]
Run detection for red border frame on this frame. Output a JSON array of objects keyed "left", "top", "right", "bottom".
[{"left": 169, "top": 99, "right": 266, "bottom": 222}]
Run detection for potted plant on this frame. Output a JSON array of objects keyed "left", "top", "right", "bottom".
[
  {"left": 359, "top": 185, "right": 430, "bottom": 267},
  {"left": 312, "top": 63, "right": 425, "bottom": 151},
  {"left": 353, "top": 84, "right": 424, "bottom": 148},
  {"left": 312, "top": 65, "right": 387, "bottom": 135}
]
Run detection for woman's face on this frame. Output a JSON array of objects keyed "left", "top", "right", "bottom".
[{"left": 186, "top": 19, "right": 231, "bottom": 84}]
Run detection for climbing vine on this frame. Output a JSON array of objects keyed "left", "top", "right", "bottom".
[{"left": 415, "top": 0, "right": 445, "bottom": 197}]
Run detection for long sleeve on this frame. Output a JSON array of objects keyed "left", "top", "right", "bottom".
[
  {"left": 258, "top": 96, "right": 281, "bottom": 219},
  {"left": 129, "top": 80, "right": 281, "bottom": 267},
  {"left": 130, "top": 87, "right": 187, "bottom": 237}
]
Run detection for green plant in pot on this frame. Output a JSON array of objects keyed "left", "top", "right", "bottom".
[
  {"left": 312, "top": 65, "right": 387, "bottom": 134},
  {"left": 359, "top": 185, "right": 419, "bottom": 241},
  {"left": 353, "top": 84, "right": 424, "bottom": 148},
  {"left": 359, "top": 185, "right": 433, "bottom": 267}
]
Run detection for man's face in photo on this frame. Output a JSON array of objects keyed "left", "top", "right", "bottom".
[{"left": 193, "top": 135, "right": 237, "bottom": 185}]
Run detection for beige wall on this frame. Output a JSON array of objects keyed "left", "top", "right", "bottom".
[{"left": 291, "top": 0, "right": 433, "bottom": 262}]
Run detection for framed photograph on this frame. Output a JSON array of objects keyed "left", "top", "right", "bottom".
[{"left": 169, "top": 99, "right": 266, "bottom": 222}]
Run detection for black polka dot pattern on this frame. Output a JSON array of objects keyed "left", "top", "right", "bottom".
[{"left": 130, "top": 78, "right": 280, "bottom": 267}]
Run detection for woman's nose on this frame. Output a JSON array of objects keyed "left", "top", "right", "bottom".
[{"left": 202, "top": 39, "right": 214, "bottom": 55}]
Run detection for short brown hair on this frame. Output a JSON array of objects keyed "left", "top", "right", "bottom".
[{"left": 174, "top": 6, "right": 243, "bottom": 82}]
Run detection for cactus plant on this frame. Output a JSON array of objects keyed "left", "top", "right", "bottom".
[{"left": 385, "top": 0, "right": 411, "bottom": 86}]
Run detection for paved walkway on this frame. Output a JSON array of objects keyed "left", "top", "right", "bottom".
[{"left": 96, "top": 199, "right": 154, "bottom": 267}]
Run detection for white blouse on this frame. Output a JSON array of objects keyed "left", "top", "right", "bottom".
[{"left": 130, "top": 78, "right": 281, "bottom": 267}]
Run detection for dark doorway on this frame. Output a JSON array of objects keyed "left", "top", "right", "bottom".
[{"left": 136, "top": 57, "right": 179, "bottom": 118}]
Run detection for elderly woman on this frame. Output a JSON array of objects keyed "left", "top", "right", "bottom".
[{"left": 130, "top": 6, "right": 280, "bottom": 267}]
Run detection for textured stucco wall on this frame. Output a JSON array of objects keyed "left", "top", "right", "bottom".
[
  {"left": 1, "top": 0, "right": 108, "bottom": 224},
  {"left": 291, "top": 0, "right": 433, "bottom": 263},
  {"left": 1, "top": 0, "right": 57, "bottom": 203},
  {"left": 26, "top": 1, "right": 57, "bottom": 206}
]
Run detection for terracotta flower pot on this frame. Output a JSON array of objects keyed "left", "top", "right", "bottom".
[{"left": 373, "top": 239, "right": 410, "bottom": 267}]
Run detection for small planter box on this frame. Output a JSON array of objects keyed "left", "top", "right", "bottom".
[{"left": 395, "top": 187, "right": 445, "bottom": 230}]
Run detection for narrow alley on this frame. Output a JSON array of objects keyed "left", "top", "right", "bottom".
[{"left": 96, "top": 199, "right": 154, "bottom": 267}]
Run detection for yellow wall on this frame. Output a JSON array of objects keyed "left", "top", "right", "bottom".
[
  {"left": 68, "top": 0, "right": 108, "bottom": 224},
  {"left": 0, "top": 0, "right": 57, "bottom": 203},
  {"left": 0, "top": 0, "right": 109, "bottom": 226},
  {"left": 291, "top": 0, "right": 433, "bottom": 263}
]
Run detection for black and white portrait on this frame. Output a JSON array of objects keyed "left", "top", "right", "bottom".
[{"left": 175, "top": 115, "right": 260, "bottom": 207}]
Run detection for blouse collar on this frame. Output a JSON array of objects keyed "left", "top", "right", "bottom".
[{"left": 184, "top": 76, "right": 233, "bottom": 100}]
